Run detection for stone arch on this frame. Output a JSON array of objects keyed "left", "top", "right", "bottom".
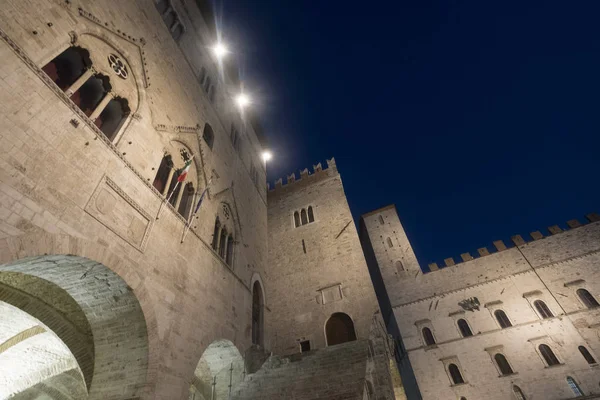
[
  {"left": 0, "top": 301, "right": 88, "bottom": 399},
  {"left": 0, "top": 232, "right": 160, "bottom": 399},
  {"left": 325, "top": 312, "right": 357, "bottom": 346},
  {"left": 0, "top": 255, "right": 148, "bottom": 399},
  {"left": 252, "top": 280, "right": 265, "bottom": 347},
  {"left": 188, "top": 339, "right": 244, "bottom": 400}
]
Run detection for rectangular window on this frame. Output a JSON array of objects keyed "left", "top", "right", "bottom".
[{"left": 300, "top": 340, "right": 311, "bottom": 352}]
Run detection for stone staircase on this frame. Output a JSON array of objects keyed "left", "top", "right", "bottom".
[{"left": 231, "top": 340, "right": 370, "bottom": 400}]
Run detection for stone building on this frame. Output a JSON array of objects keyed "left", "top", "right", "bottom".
[
  {"left": 360, "top": 205, "right": 600, "bottom": 400},
  {"left": 0, "top": 1, "right": 400, "bottom": 399}
]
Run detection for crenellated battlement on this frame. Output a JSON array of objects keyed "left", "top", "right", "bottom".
[
  {"left": 426, "top": 213, "right": 600, "bottom": 273},
  {"left": 267, "top": 158, "right": 337, "bottom": 193}
]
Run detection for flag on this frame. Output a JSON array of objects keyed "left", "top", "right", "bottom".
[
  {"left": 177, "top": 159, "right": 193, "bottom": 182},
  {"left": 193, "top": 186, "right": 209, "bottom": 215}
]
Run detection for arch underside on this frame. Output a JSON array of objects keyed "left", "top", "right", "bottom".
[{"left": 0, "top": 255, "right": 149, "bottom": 400}]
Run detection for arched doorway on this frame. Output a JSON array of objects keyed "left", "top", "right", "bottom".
[
  {"left": 252, "top": 281, "right": 264, "bottom": 347},
  {"left": 0, "top": 255, "right": 149, "bottom": 399},
  {"left": 188, "top": 339, "right": 244, "bottom": 400},
  {"left": 325, "top": 312, "right": 357, "bottom": 346}
]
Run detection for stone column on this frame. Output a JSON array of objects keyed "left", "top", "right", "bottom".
[
  {"left": 215, "top": 226, "right": 223, "bottom": 252},
  {"left": 65, "top": 68, "right": 95, "bottom": 96},
  {"left": 89, "top": 92, "right": 114, "bottom": 121},
  {"left": 221, "top": 235, "right": 229, "bottom": 259},
  {"left": 174, "top": 180, "right": 186, "bottom": 210},
  {"left": 163, "top": 169, "right": 175, "bottom": 196}
]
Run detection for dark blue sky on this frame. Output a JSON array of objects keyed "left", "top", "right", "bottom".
[{"left": 223, "top": 1, "right": 600, "bottom": 269}]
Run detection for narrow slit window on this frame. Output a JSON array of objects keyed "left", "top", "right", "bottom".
[
  {"left": 294, "top": 211, "right": 300, "bottom": 228},
  {"left": 378, "top": 215, "right": 384, "bottom": 225},
  {"left": 300, "top": 209, "right": 308, "bottom": 225},
  {"left": 307, "top": 206, "right": 314, "bottom": 222},
  {"left": 387, "top": 237, "right": 393, "bottom": 248},
  {"left": 302, "top": 239, "right": 306, "bottom": 254}
]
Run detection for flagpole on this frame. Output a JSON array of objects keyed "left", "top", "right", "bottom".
[
  {"left": 181, "top": 176, "right": 213, "bottom": 243},
  {"left": 156, "top": 154, "right": 195, "bottom": 220}
]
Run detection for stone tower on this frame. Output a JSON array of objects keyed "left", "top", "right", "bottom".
[{"left": 266, "top": 158, "right": 379, "bottom": 355}]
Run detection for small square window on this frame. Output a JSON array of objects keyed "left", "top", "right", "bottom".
[{"left": 300, "top": 340, "right": 311, "bottom": 352}]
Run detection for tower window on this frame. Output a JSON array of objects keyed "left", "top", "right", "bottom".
[
  {"left": 202, "top": 123, "right": 214, "bottom": 149},
  {"left": 494, "top": 310, "right": 512, "bottom": 328},
  {"left": 578, "top": 346, "right": 596, "bottom": 364},
  {"left": 294, "top": 207, "right": 315, "bottom": 227},
  {"left": 494, "top": 353, "right": 514, "bottom": 375},
  {"left": 378, "top": 215, "right": 384, "bottom": 225},
  {"left": 395, "top": 261, "right": 404, "bottom": 275},
  {"left": 300, "top": 209, "right": 308, "bottom": 225},
  {"left": 457, "top": 319, "right": 473, "bottom": 337},
  {"left": 307, "top": 206, "right": 314, "bottom": 222},
  {"left": 422, "top": 327, "right": 435, "bottom": 346},
  {"left": 387, "top": 237, "right": 393, "bottom": 248},
  {"left": 577, "top": 288, "right": 599, "bottom": 309},
  {"left": 539, "top": 344, "right": 560, "bottom": 366},
  {"left": 566, "top": 376, "right": 584, "bottom": 396},
  {"left": 448, "top": 363, "right": 464, "bottom": 385},
  {"left": 534, "top": 300, "right": 553, "bottom": 319}
]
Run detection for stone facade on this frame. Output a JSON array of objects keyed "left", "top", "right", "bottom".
[{"left": 360, "top": 205, "right": 600, "bottom": 400}]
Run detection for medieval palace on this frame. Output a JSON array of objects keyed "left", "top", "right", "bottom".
[{"left": 0, "top": 1, "right": 598, "bottom": 400}]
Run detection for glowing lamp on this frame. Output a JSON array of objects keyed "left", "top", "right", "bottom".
[
  {"left": 236, "top": 93, "right": 250, "bottom": 108},
  {"left": 262, "top": 151, "right": 272, "bottom": 162}
]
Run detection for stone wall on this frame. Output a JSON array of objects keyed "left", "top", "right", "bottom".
[
  {"left": 0, "top": 0, "right": 269, "bottom": 398},
  {"left": 361, "top": 205, "right": 600, "bottom": 400},
  {"left": 266, "top": 159, "right": 379, "bottom": 355}
]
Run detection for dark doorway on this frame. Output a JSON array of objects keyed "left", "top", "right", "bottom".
[
  {"left": 325, "top": 312, "right": 357, "bottom": 346},
  {"left": 252, "top": 281, "right": 263, "bottom": 346}
]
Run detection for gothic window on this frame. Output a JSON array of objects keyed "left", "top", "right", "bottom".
[
  {"left": 97, "top": 96, "right": 130, "bottom": 141},
  {"left": 211, "top": 217, "right": 220, "bottom": 250},
  {"left": 294, "top": 211, "right": 300, "bottom": 228},
  {"left": 577, "top": 288, "right": 599, "bottom": 309},
  {"left": 387, "top": 237, "right": 393, "bottom": 248},
  {"left": 230, "top": 125, "right": 240, "bottom": 150},
  {"left": 457, "top": 319, "right": 473, "bottom": 337},
  {"left": 300, "top": 209, "right": 308, "bottom": 225},
  {"left": 307, "top": 206, "right": 314, "bottom": 222},
  {"left": 202, "top": 123, "right": 214, "bottom": 149},
  {"left": 155, "top": 0, "right": 184, "bottom": 41},
  {"left": 448, "top": 364, "right": 464, "bottom": 385},
  {"left": 539, "top": 344, "right": 560, "bottom": 366},
  {"left": 533, "top": 300, "right": 553, "bottom": 319},
  {"left": 218, "top": 229, "right": 227, "bottom": 258},
  {"left": 177, "top": 182, "right": 194, "bottom": 219},
  {"left": 42, "top": 46, "right": 92, "bottom": 90},
  {"left": 422, "top": 327, "right": 435, "bottom": 346},
  {"left": 71, "top": 73, "right": 111, "bottom": 116},
  {"left": 152, "top": 154, "right": 173, "bottom": 194},
  {"left": 566, "top": 376, "right": 584, "bottom": 396},
  {"left": 578, "top": 346, "right": 596, "bottom": 364},
  {"left": 494, "top": 310, "right": 512, "bottom": 328},
  {"left": 512, "top": 385, "right": 526, "bottom": 400},
  {"left": 252, "top": 281, "right": 264, "bottom": 346},
  {"left": 378, "top": 215, "right": 384, "bottom": 225},
  {"left": 494, "top": 354, "right": 514, "bottom": 375},
  {"left": 225, "top": 235, "right": 234, "bottom": 265}
]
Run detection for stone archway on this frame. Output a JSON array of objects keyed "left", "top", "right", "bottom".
[
  {"left": 0, "top": 255, "right": 149, "bottom": 399},
  {"left": 325, "top": 312, "right": 357, "bottom": 346},
  {"left": 252, "top": 281, "right": 264, "bottom": 347},
  {"left": 188, "top": 339, "right": 244, "bottom": 400}
]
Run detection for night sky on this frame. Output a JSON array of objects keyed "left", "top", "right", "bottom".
[{"left": 222, "top": 1, "right": 600, "bottom": 270}]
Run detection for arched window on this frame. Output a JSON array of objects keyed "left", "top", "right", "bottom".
[
  {"left": 534, "top": 300, "right": 553, "bottom": 319},
  {"left": 307, "top": 206, "right": 314, "bottom": 223},
  {"left": 294, "top": 211, "right": 300, "bottom": 228},
  {"left": 494, "top": 310, "right": 512, "bottom": 328},
  {"left": 300, "top": 209, "right": 308, "bottom": 225},
  {"left": 457, "top": 319, "right": 473, "bottom": 337},
  {"left": 539, "top": 344, "right": 560, "bottom": 366},
  {"left": 71, "top": 73, "right": 111, "bottom": 116},
  {"left": 325, "top": 313, "right": 357, "bottom": 346},
  {"left": 378, "top": 215, "right": 384, "bottom": 225},
  {"left": 395, "top": 261, "right": 404, "bottom": 274},
  {"left": 211, "top": 217, "right": 220, "bottom": 250},
  {"left": 218, "top": 229, "right": 227, "bottom": 258},
  {"left": 512, "top": 385, "right": 526, "bottom": 400},
  {"left": 252, "top": 281, "right": 264, "bottom": 346},
  {"left": 152, "top": 154, "right": 173, "bottom": 194},
  {"left": 225, "top": 235, "right": 234, "bottom": 266},
  {"left": 577, "top": 288, "right": 599, "bottom": 309},
  {"left": 230, "top": 125, "right": 239, "bottom": 150},
  {"left": 422, "top": 327, "right": 435, "bottom": 346},
  {"left": 177, "top": 182, "right": 194, "bottom": 219},
  {"left": 202, "top": 123, "right": 214, "bottom": 149},
  {"left": 387, "top": 237, "right": 393, "bottom": 248},
  {"left": 578, "top": 346, "right": 596, "bottom": 364},
  {"left": 448, "top": 364, "right": 464, "bottom": 385},
  {"left": 566, "top": 376, "right": 584, "bottom": 396},
  {"left": 167, "top": 171, "right": 182, "bottom": 207},
  {"left": 96, "top": 96, "right": 130, "bottom": 141},
  {"left": 42, "top": 46, "right": 92, "bottom": 90},
  {"left": 494, "top": 353, "right": 514, "bottom": 375}
]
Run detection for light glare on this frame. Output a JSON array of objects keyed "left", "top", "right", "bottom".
[
  {"left": 262, "top": 151, "right": 272, "bottom": 162},
  {"left": 236, "top": 93, "right": 250, "bottom": 108},
  {"left": 212, "top": 43, "right": 228, "bottom": 58}
]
